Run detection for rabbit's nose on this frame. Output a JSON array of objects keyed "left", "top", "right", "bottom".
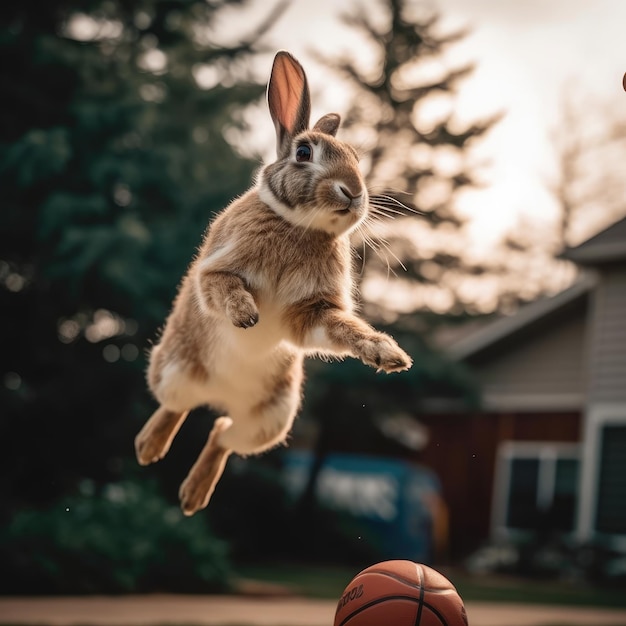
[{"left": 338, "top": 185, "right": 362, "bottom": 202}]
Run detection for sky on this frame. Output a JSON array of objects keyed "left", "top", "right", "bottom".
[{"left": 224, "top": 0, "right": 626, "bottom": 249}]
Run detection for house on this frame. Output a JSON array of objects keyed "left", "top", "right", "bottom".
[{"left": 418, "top": 216, "right": 626, "bottom": 559}]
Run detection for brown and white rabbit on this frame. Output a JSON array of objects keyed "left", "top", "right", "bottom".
[{"left": 135, "top": 51, "right": 412, "bottom": 516}]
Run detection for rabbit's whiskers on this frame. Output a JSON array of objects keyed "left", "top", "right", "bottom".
[
  {"left": 137, "top": 50, "right": 413, "bottom": 517},
  {"left": 370, "top": 192, "right": 422, "bottom": 215},
  {"left": 355, "top": 212, "right": 407, "bottom": 280}
]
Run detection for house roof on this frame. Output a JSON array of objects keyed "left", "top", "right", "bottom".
[
  {"left": 448, "top": 215, "right": 626, "bottom": 362},
  {"left": 448, "top": 273, "right": 596, "bottom": 361},
  {"left": 562, "top": 215, "right": 626, "bottom": 265}
]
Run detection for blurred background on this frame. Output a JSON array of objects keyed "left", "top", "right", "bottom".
[{"left": 1, "top": 0, "right": 626, "bottom": 602}]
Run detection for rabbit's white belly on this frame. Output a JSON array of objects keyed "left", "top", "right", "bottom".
[
  {"left": 207, "top": 355, "right": 281, "bottom": 412},
  {"left": 158, "top": 341, "right": 293, "bottom": 412},
  {"left": 197, "top": 305, "right": 294, "bottom": 407},
  {"left": 156, "top": 299, "right": 298, "bottom": 413}
]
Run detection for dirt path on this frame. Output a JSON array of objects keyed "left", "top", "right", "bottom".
[{"left": 2, "top": 595, "right": 626, "bottom": 626}]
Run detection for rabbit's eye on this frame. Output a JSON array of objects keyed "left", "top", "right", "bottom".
[{"left": 295, "top": 144, "right": 312, "bottom": 162}]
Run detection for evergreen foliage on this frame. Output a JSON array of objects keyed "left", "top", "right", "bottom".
[
  {"left": 1, "top": 0, "right": 486, "bottom": 580},
  {"left": 0, "top": 479, "right": 230, "bottom": 593},
  {"left": 0, "top": 0, "right": 273, "bottom": 517},
  {"left": 320, "top": 0, "right": 502, "bottom": 317}
]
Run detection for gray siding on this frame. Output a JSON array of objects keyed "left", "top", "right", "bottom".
[
  {"left": 588, "top": 268, "right": 626, "bottom": 403},
  {"left": 473, "top": 312, "right": 587, "bottom": 409}
]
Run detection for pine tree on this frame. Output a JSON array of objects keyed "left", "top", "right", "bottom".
[
  {"left": 295, "top": 0, "right": 496, "bottom": 515},
  {"left": 320, "top": 0, "right": 500, "bottom": 318},
  {"left": 0, "top": 0, "right": 280, "bottom": 515}
]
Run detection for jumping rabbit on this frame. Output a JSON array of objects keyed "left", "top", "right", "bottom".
[{"left": 135, "top": 51, "right": 412, "bottom": 516}]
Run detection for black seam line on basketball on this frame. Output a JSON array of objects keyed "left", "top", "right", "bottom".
[
  {"left": 338, "top": 596, "right": 454, "bottom": 626},
  {"left": 338, "top": 596, "right": 421, "bottom": 626},
  {"left": 423, "top": 601, "right": 452, "bottom": 626},
  {"left": 361, "top": 570, "right": 456, "bottom": 594},
  {"left": 414, "top": 564, "right": 425, "bottom": 626}
]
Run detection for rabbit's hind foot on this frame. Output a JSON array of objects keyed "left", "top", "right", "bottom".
[{"left": 135, "top": 407, "right": 189, "bottom": 466}]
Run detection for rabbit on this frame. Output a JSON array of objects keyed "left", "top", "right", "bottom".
[{"left": 135, "top": 50, "right": 412, "bottom": 516}]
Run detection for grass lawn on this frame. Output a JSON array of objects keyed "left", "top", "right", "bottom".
[
  {"left": 235, "top": 562, "right": 626, "bottom": 608},
  {"left": 449, "top": 569, "right": 626, "bottom": 608}
]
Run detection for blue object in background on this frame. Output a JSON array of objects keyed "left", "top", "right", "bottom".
[{"left": 282, "top": 450, "right": 441, "bottom": 563}]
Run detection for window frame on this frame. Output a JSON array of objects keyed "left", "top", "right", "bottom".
[
  {"left": 577, "top": 404, "right": 626, "bottom": 550},
  {"left": 491, "top": 440, "right": 581, "bottom": 541}
]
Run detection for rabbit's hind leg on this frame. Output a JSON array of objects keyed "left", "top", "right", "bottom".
[
  {"left": 139, "top": 351, "right": 209, "bottom": 466},
  {"left": 179, "top": 416, "right": 233, "bottom": 516},
  {"left": 135, "top": 406, "right": 189, "bottom": 466},
  {"left": 179, "top": 371, "right": 302, "bottom": 515}
]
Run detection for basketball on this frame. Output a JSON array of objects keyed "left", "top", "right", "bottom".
[{"left": 334, "top": 560, "right": 468, "bottom": 626}]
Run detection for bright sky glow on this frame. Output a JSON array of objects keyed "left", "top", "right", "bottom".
[
  {"left": 242, "top": 0, "right": 626, "bottom": 250},
  {"left": 62, "top": 1, "right": 622, "bottom": 313}
]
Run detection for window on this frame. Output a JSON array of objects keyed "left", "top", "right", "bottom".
[
  {"left": 595, "top": 425, "right": 626, "bottom": 535},
  {"left": 492, "top": 442, "right": 580, "bottom": 537}
]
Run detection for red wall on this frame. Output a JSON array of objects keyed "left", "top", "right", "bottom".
[{"left": 418, "top": 411, "right": 582, "bottom": 559}]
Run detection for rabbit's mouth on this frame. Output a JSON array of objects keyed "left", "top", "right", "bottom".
[{"left": 334, "top": 207, "right": 352, "bottom": 216}]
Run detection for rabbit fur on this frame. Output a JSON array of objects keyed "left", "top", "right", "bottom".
[{"left": 135, "top": 51, "right": 412, "bottom": 516}]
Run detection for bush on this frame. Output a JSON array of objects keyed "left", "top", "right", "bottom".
[
  {"left": 466, "top": 536, "right": 626, "bottom": 587},
  {"left": 0, "top": 479, "right": 231, "bottom": 594}
]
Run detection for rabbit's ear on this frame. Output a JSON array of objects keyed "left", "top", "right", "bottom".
[
  {"left": 313, "top": 113, "right": 340, "bottom": 137},
  {"left": 267, "top": 51, "right": 311, "bottom": 159}
]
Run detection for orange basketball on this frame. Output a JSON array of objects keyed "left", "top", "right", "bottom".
[{"left": 334, "top": 560, "right": 468, "bottom": 626}]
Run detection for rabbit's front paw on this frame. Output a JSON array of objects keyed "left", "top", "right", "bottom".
[
  {"left": 357, "top": 334, "right": 412, "bottom": 373},
  {"left": 225, "top": 291, "right": 259, "bottom": 328}
]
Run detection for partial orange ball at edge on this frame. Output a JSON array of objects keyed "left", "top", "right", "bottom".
[{"left": 334, "top": 560, "right": 468, "bottom": 626}]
